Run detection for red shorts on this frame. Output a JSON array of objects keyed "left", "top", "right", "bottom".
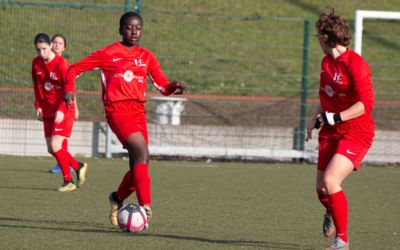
[
  {"left": 317, "top": 122, "right": 374, "bottom": 171},
  {"left": 43, "top": 107, "right": 75, "bottom": 138},
  {"left": 106, "top": 100, "right": 148, "bottom": 145}
]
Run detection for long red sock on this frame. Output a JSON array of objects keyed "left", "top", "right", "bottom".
[
  {"left": 116, "top": 163, "right": 151, "bottom": 205},
  {"left": 329, "top": 190, "right": 348, "bottom": 242},
  {"left": 116, "top": 170, "right": 136, "bottom": 200},
  {"left": 133, "top": 163, "right": 151, "bottom": 206},
  {"left": 54, "top": 149, "right": 72, "bottom": 182},
  {"left": 318, "top": 192, "right": 331, "bottom": 213},
  {"left": 62, "top": 139, "right": 68, "bottom": 151},
  {"left": 65, "top": 151, "right": 79, "bottom": 170},
  {"left": 61, "top": 139, "right": 79, "bottom": 170}
]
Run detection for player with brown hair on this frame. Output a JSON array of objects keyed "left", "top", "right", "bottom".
[
  {"left": 306, "top": 7, "right": 375, "bottom": 250},
  {"left": 32, "top": 33, "right": 88, "bottom": 192},
  {"left": 48, "top": 34, "right": 80, "bottom": 174}
]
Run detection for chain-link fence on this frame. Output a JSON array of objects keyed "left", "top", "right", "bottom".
[{"left": 0, "top": 1, "right": 399, "bottom": 163}]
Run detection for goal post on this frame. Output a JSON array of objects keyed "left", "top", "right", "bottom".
[{"left": 354, "top": 10, "right": 400, "bottom": 55}]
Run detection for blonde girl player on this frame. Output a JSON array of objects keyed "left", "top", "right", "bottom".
[
  {"left": 32, "top": 33, "right": 88, "bottom": 192},
  {"left": 306, "top": 8, "right": 375, "bottom": 250},
  {"left": 63, "top": 12, "right": 186, "bottom": 227},
  {"left": 49, "top": 34, "right": 79, "bottom": 174}
]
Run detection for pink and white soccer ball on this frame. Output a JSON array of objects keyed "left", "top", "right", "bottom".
[{"left": 117, "top": 204, "right": 148, "bottom": 232}]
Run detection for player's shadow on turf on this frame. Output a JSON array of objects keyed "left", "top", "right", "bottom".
[
  {"left": 2, "top": 168, "right": 49, "bottom": 173},
  {"left": 0, "top": 216, "right": 112, "bottom": 232},
  {"left": 0, "top": 217, "right": 313, "bottom": 249},
  {"left": 0, "top": 185, "right": 54, "bottom": 191},
  {"left": 0, "top": 223, "right": 115, "bottom": 235},
  {"left": 135, "top": 233, "right": 313, "bottom": 249}
]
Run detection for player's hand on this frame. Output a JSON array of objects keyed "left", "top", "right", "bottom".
[
  {"left": 168, "top": 81, "right": 186, "bottom": 95},
  {"left": 75, "top": 106, "right": 80, "bottom": 120},
  {"left": 306, "top": 114, "right": 321, "bottom": 141},
  {"left": 36, "top": 108, "right": 43, "bottom": 121},
  {"left": 54, "top": 111, "right": 64, "bottom": 124},
  {"left": 63, "top": 92, "right": 76, "bottom": 109}
]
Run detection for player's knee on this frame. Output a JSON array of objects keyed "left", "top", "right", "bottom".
[
  {"left": 50, "top": 141, "right": 62, "bottom": 152},
  {"left": 47, "top": 147, "right": 54, "bottom": 155},
  {"left": 322, "top": 175, "right": 339, "bottom": 193},
  {"left": 316, "top": 185, "right": 327, "bottom": 195},
  {"left": 126, "top": 144, "right": 149, "bottom": 163},
  {"left": 136, "top": 147, "right": 150, "bottom": 163},
  {"left": 136, "top": 151, "right": 149, "bottom": 164}
]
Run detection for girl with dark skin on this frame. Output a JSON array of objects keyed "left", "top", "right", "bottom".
[{"left": 64, "top": 12, "right": 186, "bottom": 227}]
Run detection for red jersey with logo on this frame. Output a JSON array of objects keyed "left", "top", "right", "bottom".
[
  {"left": 65, "top": 42, "right": 172, "bottom": 111},
  {"left": 32, "top": 54, "right": 70, "bottom": 118},
  {"left": 319, "top": 49, "right": 374, "bottom": 125}
]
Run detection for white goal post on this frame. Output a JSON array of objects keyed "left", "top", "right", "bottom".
[{"left": 354, "top": 10, "right": 400, "bottom": 55}]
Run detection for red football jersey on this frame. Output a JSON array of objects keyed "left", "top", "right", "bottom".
[
  {"left": 319, "top": 49, "right": 374, "bottom": 124},
  {"left": 31, "top": 54, "right": 70, "bottom": 118},
  {"left": 65, "top": 42, "right": 172, "bottom": 107}
]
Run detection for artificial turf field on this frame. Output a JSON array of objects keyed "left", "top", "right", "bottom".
[{"left": 0, "top": 156, "right": 398, "bottom": 250}]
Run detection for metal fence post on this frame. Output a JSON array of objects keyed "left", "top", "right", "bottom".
[
  {"left": 124, "top": 0, "right": 141, "bottom": 12},
  {"left": 124, "top": 0, "right": 130, "bottom": 12},
  {"left": 105, "top": 124, "right": 112, "bottom": 158},
  {"left": 298, "top": 18, "right": 311, "bottom": 151},
  {"left": 135, "top": 0, "right": 142, "bottom": 12}
]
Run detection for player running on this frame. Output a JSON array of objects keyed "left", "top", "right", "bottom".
[
  {"left": 306, "top": 7, "right": 375, "bottom": 250},
  {"left": 64, "top": 12, "right": 186, "bottom": 228},
  {"left": 32, "top": 33, "right": 88, "bottom": 192}
]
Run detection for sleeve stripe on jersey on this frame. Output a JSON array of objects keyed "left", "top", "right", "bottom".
[
  {"left": 100, "top": 69, "right": 107, "bottom": 100},
  {"left": 147, "top": 73, "right": 166, "bottom": 94}
]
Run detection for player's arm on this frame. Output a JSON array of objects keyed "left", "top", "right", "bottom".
[
  {"left": 147, "top": 53, "right": 186, "bottom": 95},
  {"left": 338, "top": 101, "right": 365, "bottom": 121},
  {"left": 350, "top": 58, "right": 374, "bottom": 116},
  {"left": 57, "top": 58, "right": 71, "bottom": 115},
  {"left": 64, "top": 50, "right": 103, "bottom": 106},
  {"left": 319, "top": 59, "right": 374, "bottom": 126},
  {"left": 31, "top": 62, "right": 43, "bottom": 120},
  {"left": 74, "top": 100, "right": 79, "bottom": 120}
]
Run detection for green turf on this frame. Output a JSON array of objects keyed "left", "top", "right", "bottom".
[{"left": 0, "top": 155, "right": 398, "bottom": 249}]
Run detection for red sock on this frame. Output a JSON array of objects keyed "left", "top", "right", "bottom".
[
  {"left": 62, "top": 139, "right": 68, "bottom": 151},
  {"left": 318, "top": 192, "right": 331, "bottom": 213},
  {"left": 65, "top": 151, "right": 79, "bottom": 170},
  {"left": 116, "top": 170, "right": 136, "bottom": 200},
  {"left": 116, "top": 163, "right": 151, "bottom": 205},
  {"left": 61, "top": 139, "right": 79, "bottom": 169},
  {"left": 133, "top": 163, "right": 151, "bottom": 206},
  {"left": 329, "top": 190, "right": 348, "bottom": 242},
  {"left": 54, "top": 149, "right": 72, "bottom": 182}
]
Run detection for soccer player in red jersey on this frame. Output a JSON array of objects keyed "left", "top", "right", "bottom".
[
  {"left": 305, "top": 8, "right": 375, "bottom": 250},
  {"left": 51, "top": 34, "right": 81, "bottom": 121},
  {"left": 64, "top": 12, "right": 186, "bottom": 227},
  {"left": 32, "top": 33, "right": 88, "bottom": 192},
  {"left": 48, "top": 34, "right": 82, "bottom": 174}
]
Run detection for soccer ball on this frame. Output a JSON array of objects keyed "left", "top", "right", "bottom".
[{"left": 117, "top": 204, "right": 148, "bottom": 232}]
